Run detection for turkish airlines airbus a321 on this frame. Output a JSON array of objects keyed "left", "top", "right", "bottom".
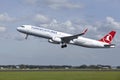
[{"left": 17, "top": 25, "right": 116, "bottom": 48}]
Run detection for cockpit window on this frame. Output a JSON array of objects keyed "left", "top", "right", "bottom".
[{"left": 21, "top": 26, "right": 25, "bottom": 28}]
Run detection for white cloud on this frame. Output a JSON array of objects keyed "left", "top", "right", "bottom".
[
  {"left": 0, "top": 13, "right": 15, "bottom": 22},
  {"left": 24, "top": 0, "right": 84, "bottom": 10},
  {"left": 63, "top": 20, "right": 72, "bottom": 27},
  {"left": 39, "top": 19, "right": 75, "bottom": 33},
  {"left": 63, "top": 20, "right": 75, "bottom": 30},
  {"left": 83, "top": 16, "right": 120, "bottom": 41},
  {"left": 84, "top": 16, "right": 120, "bottom": 34},
  {"left": 106, "top": 16, "right": 120, "bottom": 29},
  {"left": 46, "top": 0, "right": 83, "bottom": 9},
  {"left": 34, "top": 14, "right": 50, "bottom": 23}
]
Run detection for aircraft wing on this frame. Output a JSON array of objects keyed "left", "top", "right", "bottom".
[{"left": 61, "top": 29, "right": 88, "bottom": 43}]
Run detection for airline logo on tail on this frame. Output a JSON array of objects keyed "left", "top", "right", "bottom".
[{"left": 99, "top": 31, "right": 116, "bottom": 44}]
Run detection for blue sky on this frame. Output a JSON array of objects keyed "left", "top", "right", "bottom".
[{"left": 0, "top": 0, "right": 120, "bottom": 66}]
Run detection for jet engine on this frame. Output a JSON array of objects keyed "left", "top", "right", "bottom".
[{"left": 48, "top": 37, "right": 61, "bottom": 44}]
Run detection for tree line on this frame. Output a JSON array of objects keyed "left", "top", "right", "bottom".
[{"left": 0, "top": 64, "right": 120, "bottom": 69}]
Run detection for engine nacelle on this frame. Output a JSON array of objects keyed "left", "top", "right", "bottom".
[
  {"left": 48, "top": 37, "right": 61, "bottom": 44},
  {"left": 52, "top": 37, "right": 61, "bottom": 43}
]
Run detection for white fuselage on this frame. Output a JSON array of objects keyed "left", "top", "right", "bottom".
[{"left": 17, "top": 25, "right": 114, "bottom": 48}]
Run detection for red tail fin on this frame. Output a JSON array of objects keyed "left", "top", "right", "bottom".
[{"left": 99, "top": 31, "right": 116, "bottom": 44}]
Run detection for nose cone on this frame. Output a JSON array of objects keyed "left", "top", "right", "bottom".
[{"left": 17, "top": 27, "right": 21, "bottom": 31}]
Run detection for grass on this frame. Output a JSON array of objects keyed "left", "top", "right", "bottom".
[{"left": 0, "top": 71, "right": 120, "bottom": 80}]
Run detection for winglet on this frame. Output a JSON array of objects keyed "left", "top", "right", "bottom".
[{"left": 82, "top": 28, "right": 88, "bottom": 34}]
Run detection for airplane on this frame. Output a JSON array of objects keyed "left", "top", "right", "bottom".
[{"left": 17, "top": 25, "right": 116, "bottom": 48}]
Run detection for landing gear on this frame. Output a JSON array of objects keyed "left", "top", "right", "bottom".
[
  {"left": 25, "top": 34, "right": 28, "bottom": 39},
  {"left": 61, "top": 43, "right": 67, "bottom": 48}
]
